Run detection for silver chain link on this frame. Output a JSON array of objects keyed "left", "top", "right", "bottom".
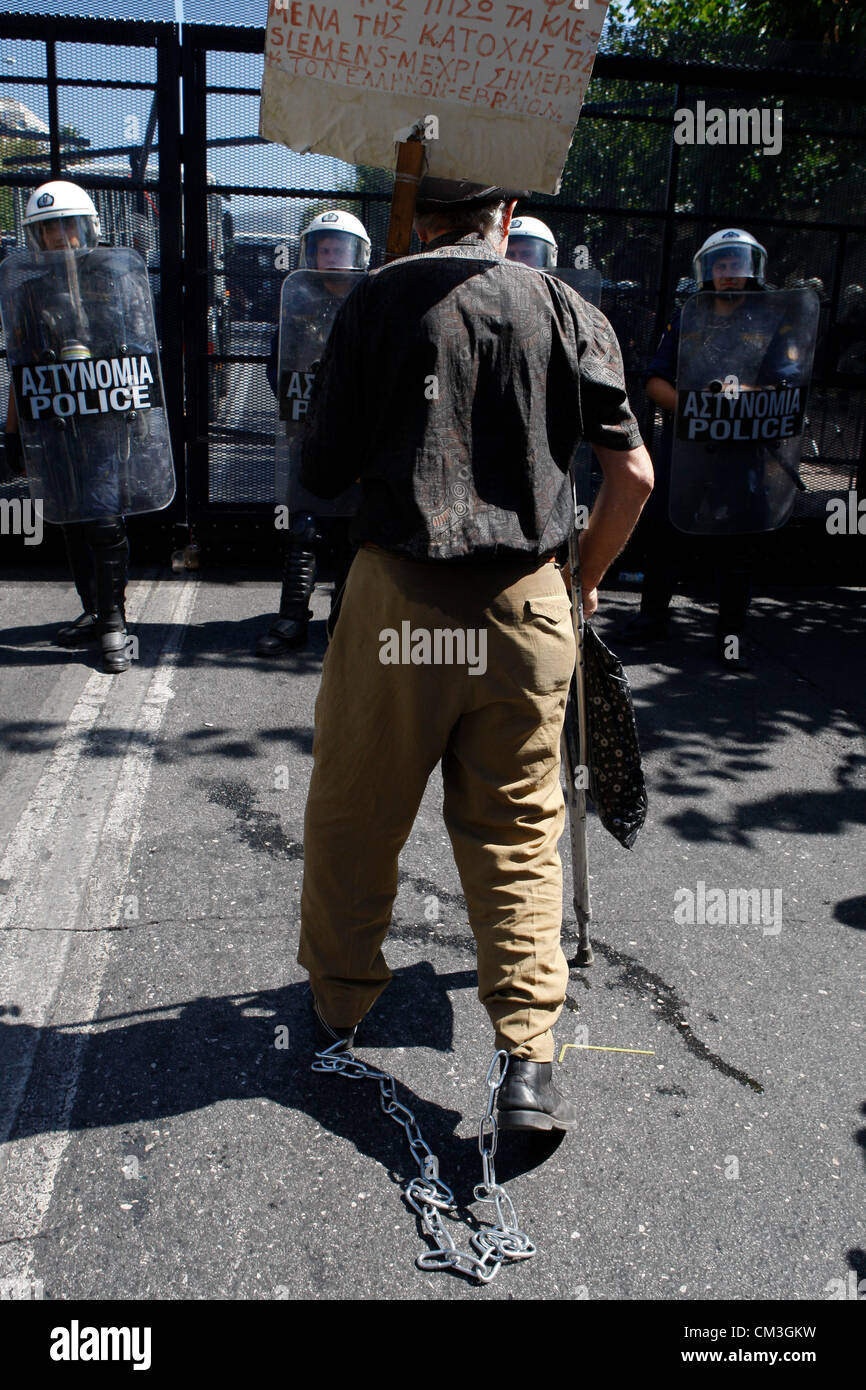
[{"left": 312, "top": 1045, "right": 536, "bottom": 1284}]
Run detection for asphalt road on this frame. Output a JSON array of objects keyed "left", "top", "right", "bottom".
[{"left": 0, "top": 566, "right": 863, "bottom": 1302}]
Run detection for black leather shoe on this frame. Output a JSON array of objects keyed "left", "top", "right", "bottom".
[
  {"left": 255, "top": 617, "right": 309, "bottom": 656},
  {"left": 100, "top": 629, "right": 131, "bottom": 674},
  {"left": 312, "top": 997, "right": 357, "bottom": 1055},
  {"left": 56, "top": 612, "right": 99, "bottom": 647},
  {"left": 496, "top": 1058, "right": 577, "bottom": 1132}
]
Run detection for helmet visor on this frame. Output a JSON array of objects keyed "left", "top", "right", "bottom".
[
  {"left": 506, "top": 235, "right": 556, "bottom": 269},
  {"left": 299, "top": 230, "right": 370, "bottom": 271},
  {"left": 697, "top": 242, "right": 765, "bottom": 287},
  {"left": 26, "top": 214, "right": 99, "bottom": 254}
]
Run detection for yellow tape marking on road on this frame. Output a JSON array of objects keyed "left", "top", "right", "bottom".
[{"left": 558, "top": 1043, "right": 657, "bottom": 1063}]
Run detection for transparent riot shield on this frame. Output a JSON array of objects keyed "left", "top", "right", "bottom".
[
  {"left": 0, "top": 246, "right": 175, "bottom": 524},
  {"left": 275, "top": 269, "right": 365, "bottom": 516},
  {"left": 550, "top": 266, "right": 602, "bottom": 307},
  {"left": 670, "top": 288, "right": 819, "bottom": 534}
]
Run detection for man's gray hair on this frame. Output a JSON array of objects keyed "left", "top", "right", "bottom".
[{"left": 415, "top": 198, "right": 507, "bottom": 243}]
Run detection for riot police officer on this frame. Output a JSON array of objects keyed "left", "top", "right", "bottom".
[
  {"left": 2, "top": 180, "right": 174, "bottom": 673},
  {"left": 504, "top": 215, "right": 557, "bottom": 269},
  {"left": 256, "top": 209, "right": 370, "bottom": 657},
  {"left": 628, "top": 228, "right": 812, "bottom": 664}
]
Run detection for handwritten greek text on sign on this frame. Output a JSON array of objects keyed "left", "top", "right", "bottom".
[
  {"left": 267, "top": 1, "right": 597, "bottom": 120},
  {"left": 260, "top": 1, "right": 611, "bottom": 194}
]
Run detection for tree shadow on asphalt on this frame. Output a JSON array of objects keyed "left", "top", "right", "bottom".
[
  {"left": 834, "top": 896, "right": 866, "bottom": 929},
  {"left": 0, "top": 716, "right": 315, "bottom": 762},
  {"left": 0, "top": 614, "right": 331, "bottom": 674},
  {"left": 1, "top": 964, "right": 561, "bottom": 1205},
  {"left": 3, "top": 602, "right": 865, "bottom": 846},
  {"left": 595, "top": 591, "right": 866, "bottom": 848},
  {"left": 3, "top": 584, "right": 864, "bottom": 843},
  {"left": 0, "top": 608, "right": 327, "bottom": 760}
]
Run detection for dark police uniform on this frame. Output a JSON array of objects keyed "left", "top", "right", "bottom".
[
  {"left": 258, "top": 280, "right": 357, "bottom": 655},
  {"left": 638, "top": 293, "right": 800, "bottom": 643}
]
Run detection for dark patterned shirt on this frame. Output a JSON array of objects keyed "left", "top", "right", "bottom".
[{"left": 300, "top": 231, "right": 643, "bottom": 561}]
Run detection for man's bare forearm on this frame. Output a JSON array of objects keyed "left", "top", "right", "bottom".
[{"left": 578, "top": 443, "right": 654, "bottom": 593}]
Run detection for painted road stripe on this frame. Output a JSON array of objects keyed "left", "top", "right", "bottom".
[{"left": 0, "top": 577, "right": 197, "bottom": 1296}]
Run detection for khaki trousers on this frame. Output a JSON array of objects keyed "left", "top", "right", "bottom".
[{"left": 298, "top": 546, "right": 576, "bottom": 1062}]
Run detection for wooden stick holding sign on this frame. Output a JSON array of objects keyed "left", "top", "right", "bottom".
[{"left": 384, "top": 131, "right": 426, "bottom": 265}]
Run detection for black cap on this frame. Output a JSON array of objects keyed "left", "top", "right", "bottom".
[{"left": 415, "top": 177, "right": 527, "bottom": 213}]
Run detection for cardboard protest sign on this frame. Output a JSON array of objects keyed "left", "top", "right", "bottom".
[{"left": 260, "top": 0, "right": 610, "bottom": 194}]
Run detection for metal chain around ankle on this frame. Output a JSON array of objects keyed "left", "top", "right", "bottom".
[{"left": 312, "top": 1045, "right": 535, "bottom": 1284}]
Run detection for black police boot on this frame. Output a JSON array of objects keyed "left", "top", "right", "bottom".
[
  {"left": 623, "top": 563, "right": 675, "bottom": 644},
  {"left": 88, "top": 516, "right": 130, "bottom": 674},
  {"left": 256, "top": 513, "right": 317, "bottom": 656},
  {"left": 100, "top": 628, "right": 131, "bottom": 675},
  {"left": 256, "top": 615, "right": 310, "bottom": 656},
  {"left": 311, "top": 996, "right": 358, "bottom": 1055},
  {"left": 56, "top": 611, "right": 100, "bottom": 647},
  {"left": 58, "top": 522, "right": 100, "bottom": 646},
  {"left": 496, "top": 1058, "right": 577, "bottom": 1133}
]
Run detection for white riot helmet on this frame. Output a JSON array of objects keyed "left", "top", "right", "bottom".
[
  {"left": 506, "top": 215, "right": 558, "bottom": 269},
  {"left": 23, "top": 180, "right": 100, "bottom": 253},
  {"left": 693, "top": 228, "right": 767, "bottom": 290},
  {"left": 299, "top": 209, "right": 371, "bottom": 271}
]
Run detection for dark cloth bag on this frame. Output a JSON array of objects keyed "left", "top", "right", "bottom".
[{"left": 581, "top": 622, "right": 648, "bottom": 849}]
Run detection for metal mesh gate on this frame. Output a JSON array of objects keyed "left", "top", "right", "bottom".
[
  {"left": 2, "top": 13, "right": 864, "bottom": 543},
  {"left": 181, "top": 24, "right": 394, "bottom": 521}
]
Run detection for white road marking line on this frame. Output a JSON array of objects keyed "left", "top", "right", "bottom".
[
  {"left": 0, "top": 577, "right": 157, "bottom": 935},
  {"left": 0, "top": 577, "right": 198, "bottom": 1294}
]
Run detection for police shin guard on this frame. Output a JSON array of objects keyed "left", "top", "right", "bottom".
[
  {"left": 87, "top": 517, "right": 131, "bottom": 673},
  {"left": 57, "top": 523, "right": 99, "bottom": 646},
  {"left": 256, "top": 512, "right": 317, "bottom": 656}
]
